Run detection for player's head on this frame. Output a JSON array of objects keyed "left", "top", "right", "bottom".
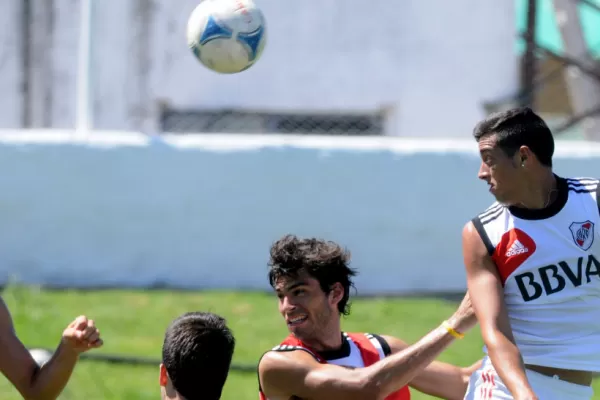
[
  {"left": 472, "top": 107, "right": 555, "bottom": 205},
  {"left": 160, "top": 312, "right": 235, "bottom": 400},
  {"left": 268, "top": 234, "right": 357, "bottom": 343}
]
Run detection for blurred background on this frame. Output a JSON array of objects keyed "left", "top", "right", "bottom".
[{"left": 0, "top": 0, "right": 599, "bottom": 399}]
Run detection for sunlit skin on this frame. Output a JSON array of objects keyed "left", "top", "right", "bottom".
[
  {"left": 275, "top": 269, "right": 346, "bottom": 352},
  {"left": 467, "top": 129, "right": 594, "bottom": 400},
  {"left": 477, "top": 134, "right": 557, "bottom": 209}
]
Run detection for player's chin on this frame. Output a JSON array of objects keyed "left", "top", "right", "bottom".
[
  {"left": 287, "top": 318, "right": 310, "bottom": 335},
  {"left": 491, "top": 189, "right": 509, "bottom": 203}
]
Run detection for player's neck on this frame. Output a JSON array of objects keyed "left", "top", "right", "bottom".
[
  {"left": 517, "top": 169, "right": 557, "bottom": 209},
  {"left": 300, "top": 320, "right": 343, "bottom": 352}
]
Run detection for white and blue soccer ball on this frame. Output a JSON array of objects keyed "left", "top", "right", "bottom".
[{"left": 186, "top": 0, "right": 267, "bottom": 74}]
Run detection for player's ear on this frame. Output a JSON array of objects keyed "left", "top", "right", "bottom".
[
  {"left": 159, "top": 363, "right": 168, "bottom": 387},
  {"left": 517, "top": 146, "right": 533, "bottom": 167},
  {"left": 328, "top": 282, "right": 344, "bottom": 306}
]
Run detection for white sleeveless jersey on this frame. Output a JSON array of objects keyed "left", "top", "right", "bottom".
[{"left": 472, "top": 176, "right": 600, "bottom": 371}]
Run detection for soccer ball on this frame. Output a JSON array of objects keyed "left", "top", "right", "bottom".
[{"left": 186, "top": 0, "right": 267, "bottom": 74}]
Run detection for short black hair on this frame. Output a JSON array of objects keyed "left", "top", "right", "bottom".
[
  {"left": 268, "top": 234, "right": 357, "bottom": 316},
  {"left": 162, "top": 312, "right": 235, "bottom": 400},
  {"left": 472, "top": 107, "right": 554, "bottom": 167}
]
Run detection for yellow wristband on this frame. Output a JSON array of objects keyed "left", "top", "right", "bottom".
[{"left": 442, "top": 320, "right": 465, "bottom": 339}]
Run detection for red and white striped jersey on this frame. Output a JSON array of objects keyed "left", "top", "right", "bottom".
[{"left": 258, "top": 332, "right": 411, "bottom": 400}]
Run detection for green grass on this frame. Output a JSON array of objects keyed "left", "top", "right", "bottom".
[{"left": 0, "top": 286, "right": 598, "bottom": 399}]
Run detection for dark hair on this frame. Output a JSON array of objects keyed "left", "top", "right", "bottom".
[
  {"left": 472, "top": 107, "right": 554, "bottom": 167},
  {"left": 268, "top": 234, "right": 357, "bottom": 316},
  {"left": 162, "top": 312, "right": 235, "bottom": 400}
]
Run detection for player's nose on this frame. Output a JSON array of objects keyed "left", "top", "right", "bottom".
[
  {"left": 280, "top": 296, "right": 297, "bottom": 312},
  {"left": 477, "top": 162, "right": 490, "bottom": 181}
]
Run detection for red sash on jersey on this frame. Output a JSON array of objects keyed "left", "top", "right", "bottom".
[{"left": 258, "top": 333, "right": 411, "bottom": 400}]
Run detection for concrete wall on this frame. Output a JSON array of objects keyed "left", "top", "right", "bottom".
[
  {"left": 0, "top": 130, "right": 598, "bottom": 294},
  {"left": 0, "top": 0, "right": 519, "bottom": 136}
]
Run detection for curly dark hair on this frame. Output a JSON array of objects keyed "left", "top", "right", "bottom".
[{"left": 268, "top": 234, "right": 358, "bottom": 316}]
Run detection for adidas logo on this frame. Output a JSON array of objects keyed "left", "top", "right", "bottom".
[{"left": 506, "top": 240, "right": 528, "bottom": 257}]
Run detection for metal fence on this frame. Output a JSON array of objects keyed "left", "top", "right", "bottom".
[
  {"left": 486, "top": 0, "right": 600, "bottom": 141},
  {"left": 159, "top": 108, "right": 386, "bottom": 136}
]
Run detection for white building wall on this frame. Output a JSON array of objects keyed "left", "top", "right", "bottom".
[{"left": 0, "top": 0, "right": 519, "bottom": 136}]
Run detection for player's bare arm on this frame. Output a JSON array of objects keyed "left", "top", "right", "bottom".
[
  {"left": 259, "top": 297, "right": 477, "bottom": 400},
  {"left": 0, "top": 297, "right": 103, "bottom": 400},
  {"left": 381, "top": 334, "right": 482, "bottom": 400},
  {"left": 462, "top": 222, "right": 537, "bottom": 400}
]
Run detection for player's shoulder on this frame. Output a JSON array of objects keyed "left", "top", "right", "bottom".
[
  {"left": 564, "top": 176, "right": 599, "bottom": 192},
  {"left": 269, "top": 334, "right": 320, "bottom": 357},
  {"left": 474, "top": 201, "right": 505, "bottom": 223},
  {"left": 461, "top": 202, "right": 501, "bottom": 256},
  {"left": 258, "top": 344, "right": 319, "bottom": 376},
  {"left": 564, "top": 178, "right": 599, "bottom": 214},
  {"left": 462, "top": 201, "right": 505, "bottom": 239},
  {"left": 259, "top": 337, "right": 320, "bottom": 368},
  {"left": 270, "top": 342, "right": 312, "bottom": 354},
  {"left": 257, "top": 344, "right": 319, "bottom": 398}
]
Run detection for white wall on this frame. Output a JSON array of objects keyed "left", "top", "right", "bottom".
[
  {"left": 0, "top": 0, "right": 23, "bottom": 128},
  {"left": 0, "top": 0, "right": 519, "bottom": 136},
  {"left": 0, "top": 131, "right": 598, "bottom": 294}
]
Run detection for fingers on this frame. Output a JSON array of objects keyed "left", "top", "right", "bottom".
[
  {"left": 65, "top": 316, "right": 103, "bottom": 351},
  {"left": 88, "top": 338, "right": 104, "bottom": 349},
  {"left": 83, "top": 328, "right": 100, "bottom": 344},
  {"left": 70, "top": 315, "right": 89, "bottom": 330},
  {"left": 76, "top": 319, "right": 97, "bottom": 341}
]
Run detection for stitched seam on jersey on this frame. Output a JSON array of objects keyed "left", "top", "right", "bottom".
[{"left": 472, "top": 217, "right": 495, "bottom": 256}]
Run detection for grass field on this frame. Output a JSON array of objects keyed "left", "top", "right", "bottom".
[{"left": 0, "top": 285, "right": 598, "bottom": 399}]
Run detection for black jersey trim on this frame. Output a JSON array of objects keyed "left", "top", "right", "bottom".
[
  {"left": 319, "top": 334, "right": 351, "bottom": 360},
  {"left": 370, "top": 333, "right": 392, "bottom": 357},
  {"left": 508, "top": 175, "right": 568, "bottom": 220},
  {"left": 472, "top": 217, "right": 495, "bottom": 256}
]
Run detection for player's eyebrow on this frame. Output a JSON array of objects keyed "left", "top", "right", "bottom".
[
  {"left": 276, "top": 281, "right": 308, "bottom": 294},
  {"left": 286, "top": 282, "right": 308, "bottom": 291}
]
